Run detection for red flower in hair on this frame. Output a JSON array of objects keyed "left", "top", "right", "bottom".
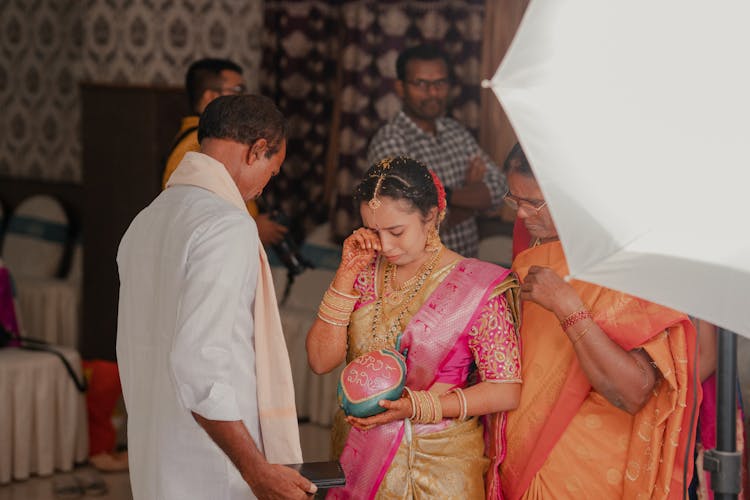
[{"left": 428, "top": 170, "right": 447, "bottom": 213}]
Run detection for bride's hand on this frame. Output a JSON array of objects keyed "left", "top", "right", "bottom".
[
  {"left": 346, "top": 397, "right": 412, "bottom": 431},
  {"left": 335, "top": 228, "right": 381, "bottom": 284}
]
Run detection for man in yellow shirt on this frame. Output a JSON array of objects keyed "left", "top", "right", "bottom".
[{"left": 163, "top": 58, "right": 287, "bottom": 245}]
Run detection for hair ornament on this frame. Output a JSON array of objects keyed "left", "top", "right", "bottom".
[{"left": 368, "top": 158, "right": 394, "bottom": 210}]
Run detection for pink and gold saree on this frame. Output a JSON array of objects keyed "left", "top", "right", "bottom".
[{"left": 329, "top": 257, "right": 520, "bottom": 499}]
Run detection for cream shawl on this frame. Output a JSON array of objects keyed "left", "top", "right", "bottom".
[{"left": 167, "top": 151, "right": 302, "bottom": 464}]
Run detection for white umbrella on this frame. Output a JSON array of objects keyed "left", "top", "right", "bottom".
[{"left": 484, "top": 0, "right": 750, "bottom": 339}]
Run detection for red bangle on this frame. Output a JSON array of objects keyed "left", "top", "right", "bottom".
[{"left": 560, "top": 308, "right": 592, "bottom": 331}]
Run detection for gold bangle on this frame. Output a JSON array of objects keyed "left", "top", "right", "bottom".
[
  {"left": 318, "top": 302, "right": 351, "bottom": 323},
  {"left": 403, "top": 387, "right": 417, "bottom": 420},
  {"left": 451, "top": 387, "right": 468, "bottom": 421},
  {"left": 412, "top": 391, "right": 425, "bottom": 423},
  {"left": 329, "top": 284, "right": 360, "bottom": 300},
  {"left": 414, "top": 391, "right": 422, "bottom": 422},
  {"left": 430, "top": 392, "right": 443, "bottom": 424},
  {"left": 322, "top": 290, "right": 356, "bottom": 312},
  {"left": 316, "top": 311, "right": 349, "bottom": 327},
  {"left": 320, "top": 296, "right": 353, "bottom": 314},
  {"left": 419, "top": 391, "right": 432, "bottom": 424},
  {"left": 318, "top": 301, "right": 352, "bottom": 319}
]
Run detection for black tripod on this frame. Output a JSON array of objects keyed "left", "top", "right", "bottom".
[{"left": 703, "top": 328, "right": 742, "bottom": 499}]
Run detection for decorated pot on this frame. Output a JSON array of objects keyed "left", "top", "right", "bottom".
[{"left": 338, "top": 349, "right": 407, "bottom": 418}]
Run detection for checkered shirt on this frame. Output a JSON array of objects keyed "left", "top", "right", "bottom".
[{"left": 367, "top": 111, "right": 506, "bottom": 257}]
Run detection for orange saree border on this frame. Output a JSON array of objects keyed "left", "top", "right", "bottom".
[{"left": 501, "top": 241, "right": 700, "bottom": 499}]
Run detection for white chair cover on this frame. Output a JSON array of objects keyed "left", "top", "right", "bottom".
[
  {"left": 0, "top": 347, "right": 88, "bottom": 483},
  {"left": 2, "top": 196, "right": 69, "bottom": 279}
]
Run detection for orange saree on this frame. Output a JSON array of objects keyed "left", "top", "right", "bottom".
[{"left": 501, "top": 241, "right": 700, "bottom": 499}]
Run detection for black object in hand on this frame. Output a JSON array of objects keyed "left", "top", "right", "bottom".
[{"left": 286, "top": 461, "right": 346, "bottom": 489}]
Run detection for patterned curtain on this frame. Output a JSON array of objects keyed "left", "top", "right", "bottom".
[
  {"left": 478, "top": 0, "right": 529, "bottom": 168},
  {"left": 261, "top": 1, "right": 341, "bottom": 239},
  {"left": 478, "top": 0, "right": 529, "bottom": 223},
  {"left": 261, "top": 0, "right": 485, "bottom": 241},
  {"left": 0, "top": 0, "right": 264, "bottom": 182}
]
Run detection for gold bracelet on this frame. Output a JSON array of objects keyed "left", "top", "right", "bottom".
[
  {"left": 420, "top": 391, "right": 433, "bottom": 424},
  {"left": 318, "top": 302, "right": 352, "bottom": 323},
  {"left": 403, "top": 387, "right": 417, "bottom": 420},
  {"left": 414, "top": 390, "right": 422, "bottom": 422},
  {"left": 430, "top": 392, "right": 443, "bottom": 424},
  {"left": 451, "top": 387, "right": 468, "bottom": 421},
  {"left": 319, "top": 300, "right": 352, "bottom": 318},
  {"left": 316, "top": 311, "right": 348, "bottom": 327},
  {"left": 412, "top": 391, "right": 425, "bottom": 422},
  {"left": 417, "top": 391, "right": 430, "bottom": 424},
  {"left": 329, "top": 284, "right": 360, "bottom": 300},
  {"left": 322, "top": 289, "right": 356, "bottom": 312},
  {"left": 321, "top": 297, "right": 353, "bottom": 313}
]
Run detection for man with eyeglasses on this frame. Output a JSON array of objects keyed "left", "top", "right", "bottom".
[
  {"left": 162, "top": 58, "right": 287, "bottom": 245},
  {"left": 367, "top": 44, "right": 506, "bottom": 258}
]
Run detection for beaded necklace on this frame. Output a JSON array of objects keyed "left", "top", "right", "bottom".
[
  {"left": 384, "top": 259, "right": 427, "bottom": 306},
  {"left": 368, "top": 246, "right": 443, "bottom": 351}
]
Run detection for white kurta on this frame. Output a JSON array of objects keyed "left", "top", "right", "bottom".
[{"left": 117, "top": 173, "right": 262, "bottom": 500}]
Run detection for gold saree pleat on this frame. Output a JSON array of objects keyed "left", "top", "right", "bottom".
[{"left": 376, "top": 418, "right": 488, "bottom": 500}]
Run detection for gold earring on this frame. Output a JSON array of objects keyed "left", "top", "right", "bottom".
[{"left": 425, "top": 226, "right": 441, "bottom": 252}]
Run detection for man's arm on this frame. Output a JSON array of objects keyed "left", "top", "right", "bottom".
[
  {"left": 443, "top": 128, "right": 506, "bottom": 223},
  {"left": 450, "top": 149, "right": 505, "bottom": 209},
  {"left": 192, "top": 414, "right": 315, "bottom": 499}
]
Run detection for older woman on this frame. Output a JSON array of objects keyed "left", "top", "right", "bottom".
[
  {"left": 498, "top": 143, "right": 700, "bottom": 499},
  {"left": 307, "top": 157, "right": 521, "bottom": 499}
]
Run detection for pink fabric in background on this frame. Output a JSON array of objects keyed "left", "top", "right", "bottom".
[{"left": 0, "top": 265, "right": 20, "bottom": 346}]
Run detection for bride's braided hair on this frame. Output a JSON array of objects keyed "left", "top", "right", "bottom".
[{"left": 354, "top": 157, "right": 441, "bottom": 218}]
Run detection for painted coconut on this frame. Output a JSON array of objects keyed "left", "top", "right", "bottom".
[{"left": 338, "top": 349, "right": 407, "bottom": 418}]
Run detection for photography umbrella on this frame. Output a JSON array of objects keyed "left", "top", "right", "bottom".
[{"left": 484, "top": 1, "right": 750, "bottom": 497}]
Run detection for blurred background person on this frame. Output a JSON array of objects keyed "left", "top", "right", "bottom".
[{"left": 163, "top": 57, "right": 288, "bottom": 246}]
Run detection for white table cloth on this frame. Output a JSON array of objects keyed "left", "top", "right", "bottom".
[
  {"left": 0, "top": 346, "right": 88, "bottom": 483},
  {"left": 15, "top": 277, "right": 80, "bottom": 348}
]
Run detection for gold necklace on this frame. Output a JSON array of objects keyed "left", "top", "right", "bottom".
[
  {"left": 369, "top": 246, "right": 443, "bottom": 351},
  {"left": 383, "top": 248, "right": 442, "bottom": 306}
]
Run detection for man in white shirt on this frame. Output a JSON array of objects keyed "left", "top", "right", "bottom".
[{"left": 117, "top": 95, "right": 316, "bottom": 499}]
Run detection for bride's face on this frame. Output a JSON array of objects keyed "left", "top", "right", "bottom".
[{"left": 360, "top": 196, "right": 435, "bottom": 267}]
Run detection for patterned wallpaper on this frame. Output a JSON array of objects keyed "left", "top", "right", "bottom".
[
  {"left": 0, "top": 0, "right": 263, "bottom": 183},
  {"left": 0, "top": 0, "right": 84, "bottom": 182}
]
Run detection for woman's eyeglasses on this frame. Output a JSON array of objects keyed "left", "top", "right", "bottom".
[{"left": 503, "top": 191, "right": 547, "bottom": 213}]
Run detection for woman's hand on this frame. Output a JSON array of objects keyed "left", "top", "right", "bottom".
[
  {"left": 520, "top": 265, "right": 584, "bottom": 319},
  {"left": 346, "top": 397, "right": 412, "bottom": 431},
  {"left": 334, "top": 228, "right": 381, "bottom": 286}
]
